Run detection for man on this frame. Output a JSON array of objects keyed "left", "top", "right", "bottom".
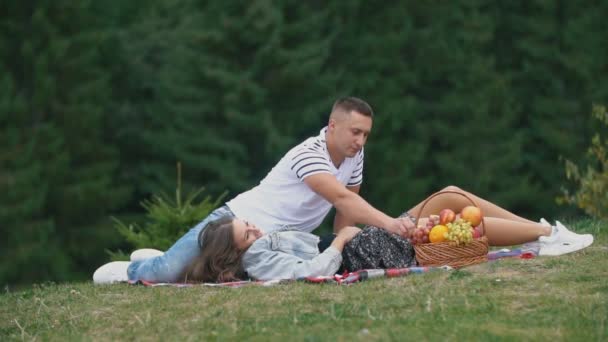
[
  {"left": 226, "top": 96, "right": 413, "bottom": 236},
  {"left": 94, "top": 97, "right": 414, "bottom": 283}
]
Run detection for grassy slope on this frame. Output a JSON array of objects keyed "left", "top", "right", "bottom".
[{"left": 1, "top": 220, "right": 606, "bottom": 341}]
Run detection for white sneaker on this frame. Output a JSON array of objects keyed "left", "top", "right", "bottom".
[
  {"left": 539, "top": 218, "right": 594, "bottom": 246},
  {"left": 538, "top": 225, "right": 592, "bottom": 256},
  {"left": 130, "top": 248, "right": 164, "bottom": 262},
  {"left": 555, "top": 220, "right": 594, "bottom": 246},
  {"left": 93, "top": 261, "right": 131, "bottom": 284}
]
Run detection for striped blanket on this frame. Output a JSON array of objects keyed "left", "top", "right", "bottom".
[
  {"left": 128, "top": 245, "right": 538, "bottom": 288},
  {"left": 128, "top": 266, "right": 450, "bottom": 288}
]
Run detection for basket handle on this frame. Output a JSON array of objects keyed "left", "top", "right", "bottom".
[{"left": 414, "top": 190, "right": 486, "bottom": 236}]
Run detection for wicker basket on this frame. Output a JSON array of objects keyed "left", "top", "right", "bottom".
[{"left": 413, "top": 190, "right": 489, "bottom": 268}]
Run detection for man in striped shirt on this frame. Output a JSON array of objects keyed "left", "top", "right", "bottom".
[
  {"left": 95, "top": 96, "right": 594, "bottom": 284},
  {"left": 226, "top": 97, "right": 413, "bottom": 236},
  {"left": 99, "top": 97, "right": 415, "bottom": 283}
]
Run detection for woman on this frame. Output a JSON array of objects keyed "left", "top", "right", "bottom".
[
  {"left": 93, "top": 186, "right": 593, "bottom": 283},
  {"left": 181, "top": 217, "right": 417, "bottom": 282},
  {"left": 179, "top": 217, "right": 364, "bottom": 282},
  {"left": 179, "top": 186, "right": 594, "bottom": 282}
]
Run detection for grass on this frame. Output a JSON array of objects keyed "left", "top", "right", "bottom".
[{"left": 1, "top": 219, "right": 607, "bottom": 341}]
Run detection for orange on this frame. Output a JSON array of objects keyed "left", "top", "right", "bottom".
[{"left": 429, "top": 225, "right": 449, "bottom": 243}]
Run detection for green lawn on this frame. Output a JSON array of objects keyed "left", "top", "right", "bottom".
[{"left": 2, "top": 219, "right": 606, "bottom": 341}]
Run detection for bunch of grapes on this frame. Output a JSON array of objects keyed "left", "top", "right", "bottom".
[
  {"left": 445, "top": 218, "right": 473, "bottom": 245},
  {"left": 410, "top": 215, "right": 440, "bottom": 245}
]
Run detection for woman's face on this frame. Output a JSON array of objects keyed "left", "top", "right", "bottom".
[{"left": 232, "top": 219, "right": 263, "bottom": 250}]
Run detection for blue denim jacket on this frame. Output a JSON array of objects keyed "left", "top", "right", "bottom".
[{"left": 242, "top": 230, "right": 342, "bottom": 280}]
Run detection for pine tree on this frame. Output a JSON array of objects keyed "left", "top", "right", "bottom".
[
  {"left": 0, "top": 1, "right": 129, "bottom": 283},
  {"left": 110, "top": 0, "right": 342, "bottom": 200},
  {"left": 319, "top": 2, "right": 527, "bottom": 216},
  {"left": 491, "top": 0, "right": 608, "bottom": 217},
  {"left": 0, "top": 73, "right": 71, "bottom": 285},
  {"left": 418, "top": 1, "right": 528, "bottom": 214}
]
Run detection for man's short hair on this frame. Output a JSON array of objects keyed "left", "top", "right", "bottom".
[{"left": 331, "top": 97, "right": 374, "bottom": 118}]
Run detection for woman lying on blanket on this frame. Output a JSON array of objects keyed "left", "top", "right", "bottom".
[
  {"left": 179, "top": 187, "right": 594, "bottom": 282},
  {"left": 93, "top": 187, "right": 593, "bottom": 283},
  {"left": 180, "top": 217, "right": 367, "bottom": 282}
]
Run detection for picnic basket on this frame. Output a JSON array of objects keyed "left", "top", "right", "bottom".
[{"left": 413, "top": 190, "right": 489, "bottom": 268}]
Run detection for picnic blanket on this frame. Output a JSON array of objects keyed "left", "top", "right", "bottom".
[
  {"left": 128, "top": 245, "right": 539, "bottom": 288},
  {"left": 488, "top": 241, "right": 539, "bottom": 260},
  {"left": 128, "top": 266, "right": 450, "bottom": 288},
  {"left": 303, "top": 266, "right": 451, "bottom": 285}
]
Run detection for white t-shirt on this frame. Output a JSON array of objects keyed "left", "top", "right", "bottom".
[{"left": 226, "top": 127, "right": 364, "bottom": 233}]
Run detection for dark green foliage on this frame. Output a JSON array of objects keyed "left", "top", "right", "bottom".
[
  {"left": 111, "top": 165, "right": 226, "bottom": 256},
  {"left": 0, "top": 1, "right": 130, "bottom": 285},
  {"left": 488, "top": 0, "right": 607, "bottom": 217},
  {"left": 108, "top": 1, "right": 341, "bottom": 199},
  {"left": 1, "top": 1, "right": 607, "bottom": 285},
  {"left": 559, "top": 105, "right": 608, "bottom": 220},
  {"left": 0, "top": 106, "right": 71, "bottom": 283},
  {"left": 325, "top": 2, "right": 528, "bottom": 216}
]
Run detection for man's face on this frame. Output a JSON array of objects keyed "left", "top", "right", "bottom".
[{"left": 328, "top": 110, "right": 372, "bottom": 158}]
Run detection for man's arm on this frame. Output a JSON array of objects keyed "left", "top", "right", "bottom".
[
  {"left": 333, "top": 185, "right": 359, "bottom": 233},
  {"left": 304, "top": 173, "right": 413, "bottom": 236}
]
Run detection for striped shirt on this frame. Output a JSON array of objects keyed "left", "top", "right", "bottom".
[{"left": 226, "top": 127, "right": 364, "bottom": 233}]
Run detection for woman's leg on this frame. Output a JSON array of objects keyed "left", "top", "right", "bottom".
[
  {"left": 483, "top": 217, "right": 551, "bottom": 246},
  {"left": 408, "top": 186, "right": 535, "bottom": 223},
  {"left": 127, "top": 205, "right": 235, "bottom": 282}
]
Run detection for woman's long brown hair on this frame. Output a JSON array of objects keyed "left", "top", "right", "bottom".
[{"left": 180, "top": 216, "right": 247, "bottom": 283}]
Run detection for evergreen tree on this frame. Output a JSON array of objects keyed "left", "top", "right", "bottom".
[
  {"left": 322, "top": 2, "right": 528, "bottom": 216},
  {"left": 0, "top": 73, "right": 70, "bottom": 285},
  {"left": 110, "top": 0, "right": 341, "bottom": 201},
  {"left": 1, "top": 0, "right": 606, "bottom": 284},
  {"left": 417, "top": 1, "right": 528, "bottom": 214},
  {"left": 491, "top": 1, "right": 606, "bottom": 217},
  {"left": 0, "top": 1, "right": 129, "bottom": 283}
]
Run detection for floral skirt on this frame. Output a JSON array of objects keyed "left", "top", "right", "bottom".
[{"left": 342, "top": 226, "right": 416, "bottom": 272}]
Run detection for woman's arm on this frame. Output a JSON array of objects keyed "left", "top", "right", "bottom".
[
  {"left": 243, "top": 227, "right": 360, "bottom": 280},
  {"left": 243, "top": 243, "right": 342, "bottom": 280}
]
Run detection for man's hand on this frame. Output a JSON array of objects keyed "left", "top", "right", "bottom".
[
  {"left": 403, "top": 217, "right": 416, "bottom": 239},
  {"left": 304, "top": 173, "right": 414, "bottom": 237},
  {"left": 386, "top": 217, "right": 415, "bottom": 238}
]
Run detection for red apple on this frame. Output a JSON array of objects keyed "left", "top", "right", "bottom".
[
  {"left": 461, "top": 206, "right": 483, "bottom": 227},
  {"left": 472, "top": 226, "right": 482, "bottom": 239},
  {"left": 439, "top": 209, "right": 456, "bottom": 225}
]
